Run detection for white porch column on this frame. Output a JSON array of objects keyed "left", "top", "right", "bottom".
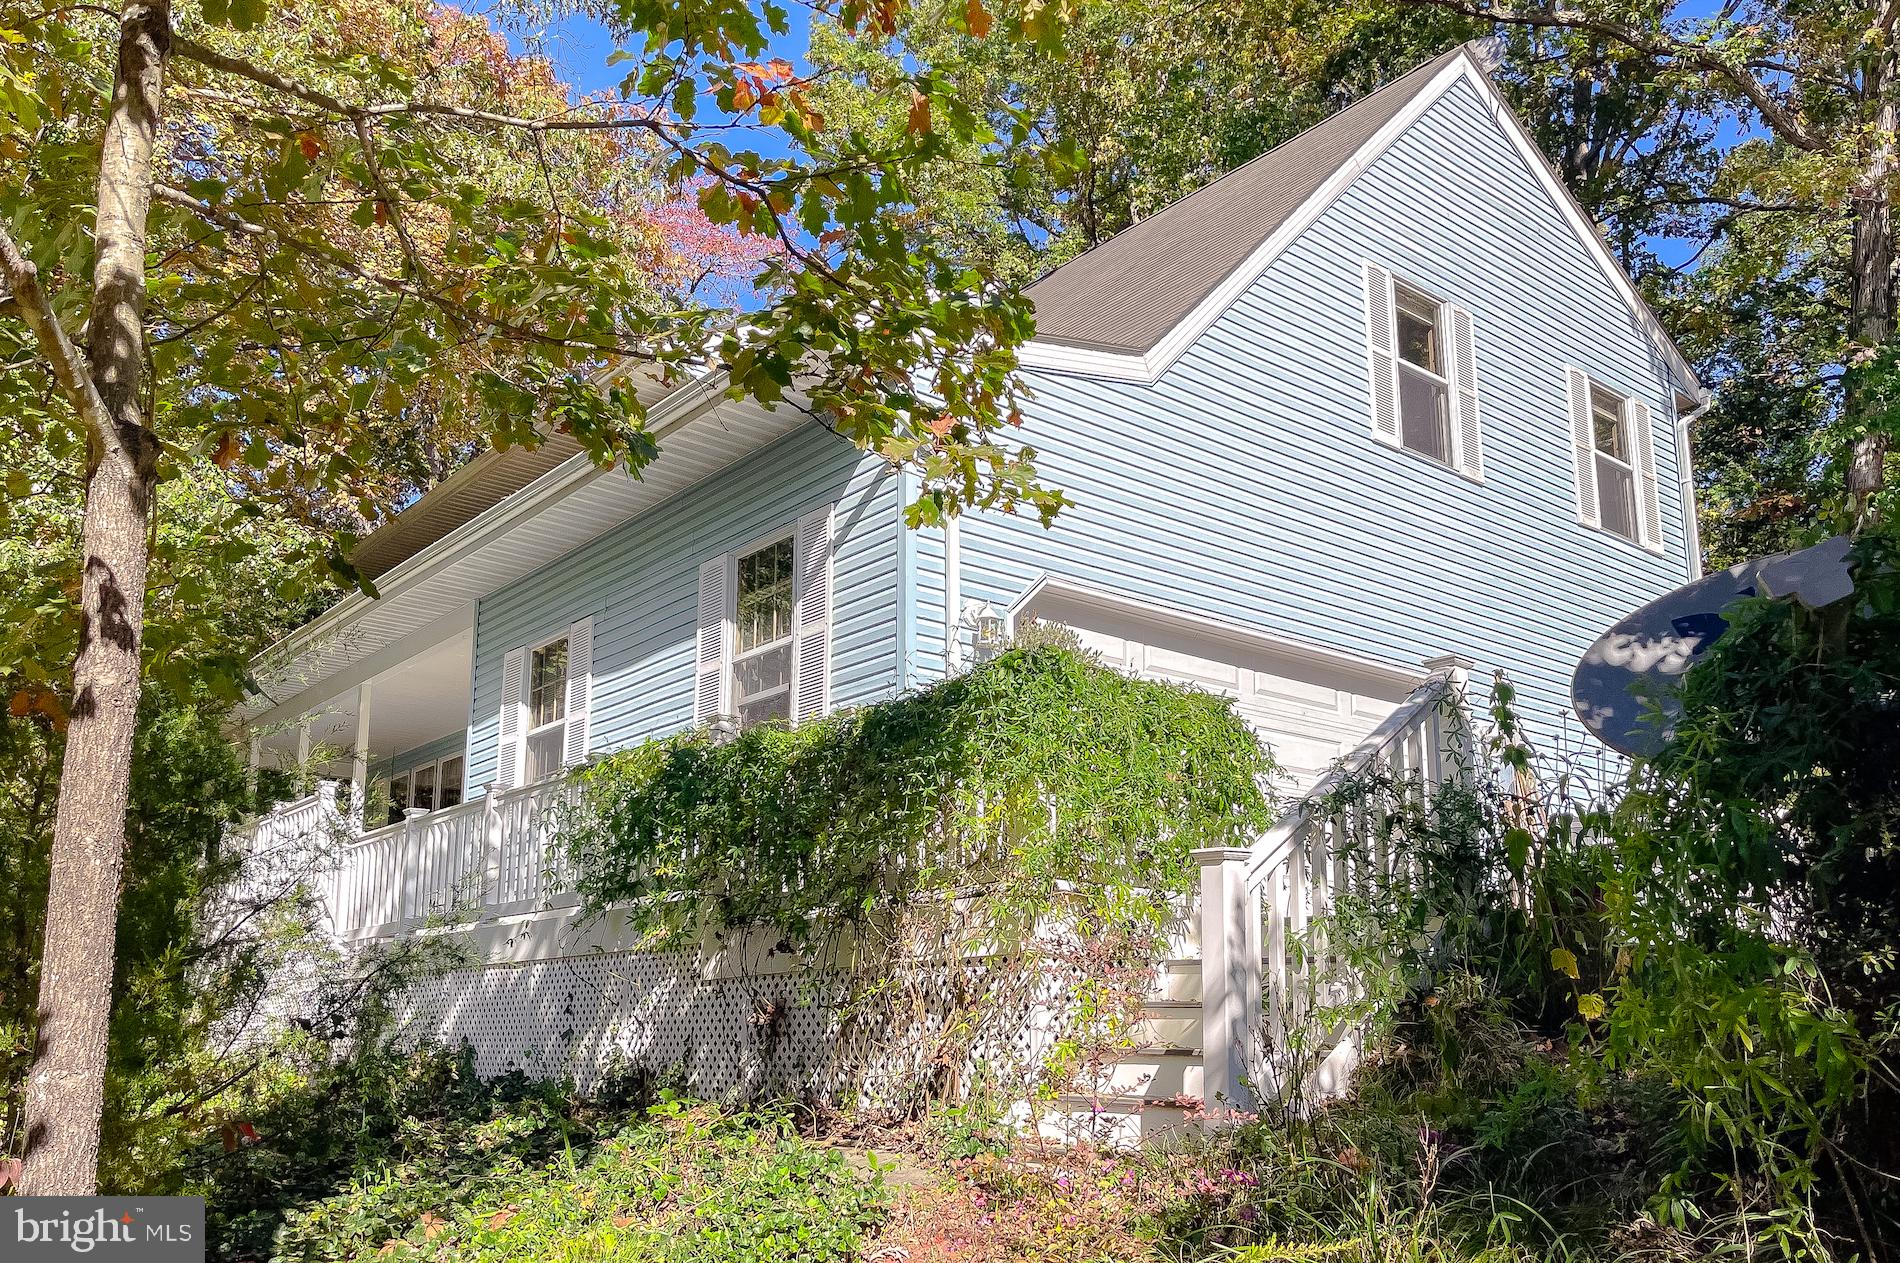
[
  {"left": 350, "top": 679, "right": 372, "bottom": 831},
  {"left": 943, "top": 512, "right": 962, "bottom": 672},
  {"left": 1195, "top": 845, "right": 1261, "bottom": 1122},
  {"left": 295, "top": 718, "right": 311, "bottom": 769},
  {"left": 247, "top": 732, "right": 260, "bottom": 795},
  {"left": 1419, "top": 653, "right": 1475, "bottom": 784}
]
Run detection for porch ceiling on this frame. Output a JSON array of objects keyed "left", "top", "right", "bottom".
[
  {"left": 254, "top": 629, "right": 473, "bottom": 774},
  {"left": 241, "top": 373, "right": 807, "bottom": 732}
]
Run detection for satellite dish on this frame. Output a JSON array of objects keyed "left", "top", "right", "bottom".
[{"left": 1572, "top": 535, "right": 1854, "bottom": 758}]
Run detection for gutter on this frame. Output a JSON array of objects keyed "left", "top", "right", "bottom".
[{"left": 1676, "top": 390, "right": 1714, "bottom": 579}]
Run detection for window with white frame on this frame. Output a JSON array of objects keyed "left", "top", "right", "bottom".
[
  {"left": 384, "top": 752, "right": 465, "bottom": 825},
  {"left": 1566, "top": 367, "right": 1662, "bottom": 551},
  {"left": 695, "top": 505, "right": 833, "bottom": 732},
  {"left": 733, "top": 535, "right": 795, "bottom": 727},
  {"left": 494, "top": 616, "right": 592, "bottom": 791},
  {"left": 1363, "top": 262, "right": 1482, "bottom": 478},
  {"left": 1587, "top": 381, "right": 1638, "bottom": 542},
  {"left": 524, "top": 636, "right": 568, "bottom": 783}
]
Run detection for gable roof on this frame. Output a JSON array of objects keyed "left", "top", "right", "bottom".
[
  {"left": 1019, "top": 43, "right": 1699, "bottom": 392},
  {"left": 1024, "top": 47, "right": 1467, "bottom": 356}
]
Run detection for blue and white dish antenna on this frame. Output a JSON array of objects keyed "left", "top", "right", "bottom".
[{"left": 1572, "top": 536, "right": 1854, "bottom": 758}]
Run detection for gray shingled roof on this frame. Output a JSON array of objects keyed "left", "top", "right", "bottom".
[{"left": 1023, "top": 46, "right": 1469, "bottom": 355}]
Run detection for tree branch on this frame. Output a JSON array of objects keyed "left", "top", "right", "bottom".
[
  {"left": 1400, "top": 0, "right": 1827, "bottom": 151},
  {"left": 0, "top": 223, "right": 138, "bottom": 482},
  {"left": 150, "top": 184, "right": 664, "bottom": 365}
]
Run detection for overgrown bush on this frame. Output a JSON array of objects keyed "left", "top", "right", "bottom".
[
  {"left": 565, "top": 642, "right": 1275, "bottom": 945},
  {"left": 193, "top": 1043, "right": 887, "bottom": 1263}
]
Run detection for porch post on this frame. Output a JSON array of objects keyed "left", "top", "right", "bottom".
[
  {"left": 1418, "top": 653, "right": 1474, "bottom": 785},
  {"left": 1195, "top": 846, "right": 1261, "bottom": 1123},
  {"left": 351, "top": 679, "right": 372, "bottom": 832},
  {"left": 295, "top": 718, "right": 311, "bottom": 770}
]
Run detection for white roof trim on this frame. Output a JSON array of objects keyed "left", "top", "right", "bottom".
[
  {"left": 1016, "top": 51, "right": 1698, "bottom": 393},
  {"left": 1007, "top": 573, "right": 1427, "bottom": 696},
  {"left": 244, "top": 369, "right": 732, "bottom": 712}
]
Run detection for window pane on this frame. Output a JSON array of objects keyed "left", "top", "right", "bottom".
[
  {"left": 525, "top": 727, "right": 564, "bottom": 783},
  {"left": 1394, "top": 289, "right": 1439, "bottom": 373},
  {"left": 1398, "top": 365, "right": 1450, "bottom": 463},
  {"left": 412, "top": 764, "right": 436, "bottom": 813},
  {"left": 736, "top": 538, "right": 794, "bottom": 653},
  {"left": 530, "top": 639, "right": 568, "bottom": 728},
  {"left": 439, "top": 756, "right": 464, "bottom": 809},
  {"left": 1590, "top": 386, "right": 1626, "bottom": 460},
  {"left": 389, "top": 774, "right": 409, "bottom": 826},
  {"left": 734, "top": 642, "right": 792, "bottom": 728},
  {"left": 1597, "top": 455, "right": 1637, "bottom": 541}
]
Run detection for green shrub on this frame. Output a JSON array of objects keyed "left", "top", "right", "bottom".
[
  {"left": 194, "top": 1044, "right": 886, "bottom": 1262},
  {"left": 563, "top": 643, "right": 1275, "bottom": 947}
]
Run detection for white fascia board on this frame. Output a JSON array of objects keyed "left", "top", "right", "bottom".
[
  {"left": 1017, "top": 52, "right": 1700, "bottom": 396},
  {"left": 1007, "top": 572, "right": 1427, "bottom": 695}
]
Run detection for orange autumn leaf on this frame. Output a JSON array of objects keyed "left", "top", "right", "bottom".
[
  {"left": 907, "top": 87, "right": 932, "bottom": 135},
  {"left": 611, "top": 1214, "right": 636, "bottom": 1229},
  {"left": 732, "top": 78, "right": 757, "bottom": 112},
  {"left": 486, "top": 1208, "right": 518, "bottom": 1231},
  {"left": 296, "top": 130, "right": 322, "bottom": 161},
  {"left": 964, "top": 0, "right": 993, "bottom": 37},
  {"left": 213, "top": 430, "right": 240, "bottom": 469},
  {"left": 421, "top": 1212, "right": 447, "bottom": 1239}
]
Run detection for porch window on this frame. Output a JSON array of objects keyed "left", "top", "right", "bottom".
[
  {"left": 733, "top": 536, "right": 794, "bottom": 728},
  {"left": 383, "top": 752, "right": 466, "bottom": 824},
  {"left": 1393, "top": 284, "right": 1450, "bottom": 464},
  {"left": 525, "top": 636, "right": 569, "bottom": 782}
]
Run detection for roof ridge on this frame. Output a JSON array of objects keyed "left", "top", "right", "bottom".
[{"left": 1024, "top": 44, "right": 1473, "bottom": 293}]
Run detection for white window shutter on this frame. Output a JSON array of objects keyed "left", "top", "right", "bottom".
[
  {"left": 1566, "top": 367, "right": 1599, "bottom": 528},
  {"left": 1363, "top": 262, "right": 1401, "bottom": 446},
  {"left": 1627, "top": 397, "right": 1663, "bottom": 550},
  {"left": 791, "top": 505, "right": 834, "bottom": 725},
  {"left": 563, "top": 615, "right": 593, "bottom": 765},
  {"left": 1447, "top": 304, "right": 1482, "bottom": 479},
  {"left": 495, "top": 646, "right": 526, "bottom": 790},
  {"left": 694, "top": 555, "right": 732, "bottom": 725}
]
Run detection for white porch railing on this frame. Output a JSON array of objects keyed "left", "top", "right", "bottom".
[
  {"left": 1195, "top": 656, "right": 1473, "bottom": 1117},
  {"left": 239, "top": 775, "right": 581, "bottom": 941}
]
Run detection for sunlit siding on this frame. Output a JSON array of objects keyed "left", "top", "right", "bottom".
[
  {"left": 464, "top": 424, "right": 903, "bottom": 792},
  {"left": 951, "top": 77, "right": 1690, "bottom": 752}
]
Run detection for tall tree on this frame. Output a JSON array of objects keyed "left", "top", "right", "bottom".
[{"left": 0, "top": 0, "right": 1067, "bottom": 1192}]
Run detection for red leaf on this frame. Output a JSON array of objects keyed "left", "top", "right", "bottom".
[
  {"left": 296, "top": 131, "right": 322, "bottom": 161},
  {"left": 213, "top": 430, "right": 240, "bottom": 469}
]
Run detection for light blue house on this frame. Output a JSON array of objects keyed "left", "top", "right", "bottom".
[{"left": 239, "top": 45, "right": 1702, "bottom": 1114}]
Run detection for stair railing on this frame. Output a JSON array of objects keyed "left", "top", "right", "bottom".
[{"left": 1195, "top": 654, "right": 1473, "bottom": 1119}]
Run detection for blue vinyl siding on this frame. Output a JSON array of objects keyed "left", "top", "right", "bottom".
[
  {"left": 949, "top": 78, "right": 1690, "bottom": 750},
  {"left": 464, "top": 424, "right": 903, "bottom": 791}
]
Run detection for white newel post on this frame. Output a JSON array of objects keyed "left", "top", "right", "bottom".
[
  {"left": 1418, "top": 653, "right": 1474, "bottom": 785},
  {"left": 1195, "top": 845, "right": 1261, "bottom": 1121},
  {"left": 401, "top": 806, "right": 427, "bottom": 926},
  {"left": 482, "top": 789, "right": 504, "bottom": 910},
  {"left": 314, "top": 780, "right": 345, "bottom": 940}
]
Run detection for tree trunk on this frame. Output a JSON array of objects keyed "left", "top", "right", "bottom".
[
  {"left": 1848, "top": 3, "right": 1899, "bottom": 519},
  {"left": 18, "top": 0, "right": 168, "bottom": 1197}
]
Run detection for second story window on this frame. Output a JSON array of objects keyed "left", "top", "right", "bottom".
[
  {"left": 733, "top": 536, "right": 795, "bottom": 728},
  {"left": 1393, "top": 285, "right": 1450, "bottom": 464},
  {"left": 524, "top": 636, "right": 568, "bottom": 782},
  {"left": 1362, "top": 262, "right": 1482, "bottom": 479},
  {"left": 1566, "top": 367, "right": 1663, "bottom": 552},
  {"left": 1588, "top": 383, "right": 1638, "bottom": 542}
]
